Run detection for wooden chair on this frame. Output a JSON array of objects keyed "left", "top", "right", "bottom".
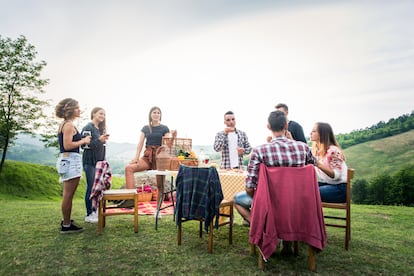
[
  {"left": 250, "top": 242, "right": 317, "bottom": 271},
  {"left": 98, "top": 189, "right": 139, "bottom": 234},
  {"left": 249, "top": 164, "right": 327, "bottom": 271},
  {"left": 321, "top": 168, "right": 355, "bottom": 250},
  {"left": 175, "top": 165, "right": 233, "bottom": 253}
]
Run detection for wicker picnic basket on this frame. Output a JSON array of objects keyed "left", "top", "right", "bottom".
[
  {"left": 138, "top": 192, "right": 152, "bottom": 202},
  {"left": 161, "top": 137, "right": 198, "bottom": 170},
  {"left": 156, "top": 145, "right": 171, "bottom": 171},
  {"left": 170, "top": 158, "right": 198, "bottom": 171},
  {"left": 161, "top": 137, "right": 192, "bottom": 157}
]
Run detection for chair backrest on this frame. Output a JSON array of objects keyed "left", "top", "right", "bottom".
[
  {"left": 174, "top": 165, "right": 224, "bottom": 232},
  {"left": 347, "top": 168, "right": 354, "bottom": 204},
  {"left": 322, "top": 168, "right": 354, "bottom": 208},
  {"left": 321, "top": 168, "right": 354, "bottom": 250},
  {"left": 250, "top": 164, "right": 327, "bottom": 261}
]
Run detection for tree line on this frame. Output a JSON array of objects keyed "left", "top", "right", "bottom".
[
  {"left": 352, "top": 164, "right": 414, "bottom": 206},
  {"left": 336, "top": 112, "right": 414, "bottom": 149},
  {"left": 336, "top": 113, "right": 414, "bottom": 206}
]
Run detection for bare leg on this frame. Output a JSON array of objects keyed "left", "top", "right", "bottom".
[
  {"left": 156, "top": 175, "right": 165, "bottom": 203},
  {"left": 62, "top": 177, "right": 80, "bottom": 225},
  {"left": 234, "top": 203, "right": 251, "bottom": 223},
  {"left": 125, "top": 160, "right": 150, "bottom": 189}
]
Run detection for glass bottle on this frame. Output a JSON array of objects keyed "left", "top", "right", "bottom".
[{"left": 198, "top": 149, "right": 206, "bottom": 167}]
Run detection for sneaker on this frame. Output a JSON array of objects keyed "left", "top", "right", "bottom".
[
  {"left": 60, "top": 222, "right": 83, "bottom": 234},
  {"left": 61, "top": 219, "right": 74, "bottom": 226},
  {"left": 85, "top": 212, "right": 98, "bottom": 223},
  {"left": 154, "top": 212, "right": 162, "bottom": 219}
]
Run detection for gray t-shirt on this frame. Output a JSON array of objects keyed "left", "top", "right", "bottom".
[{"left": 141, "top": 124, "right": 170, "bottom": 146}]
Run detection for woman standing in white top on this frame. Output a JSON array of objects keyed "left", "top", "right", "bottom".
[{"left": 310, "top": 122, "right": 348, "bottom": 203}]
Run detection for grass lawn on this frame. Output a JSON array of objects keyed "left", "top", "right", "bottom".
[{"left": 0, "top": 199, "right": 413, "bottom": 275}]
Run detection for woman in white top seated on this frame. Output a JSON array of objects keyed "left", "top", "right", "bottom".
[{"left": 310, "top": 122, "right": 348, "bottom": 203}]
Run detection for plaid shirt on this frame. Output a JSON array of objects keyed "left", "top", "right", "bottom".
[
  {"left": 175, "top": 165, "right": 223, "bottom": 232},
  {"left": 213, "top": 129, "right": 252, "bottom": 169},
  {"left": 246, "top": 136, "right": 316, "bottom": 189},
  {"left": 90, "top": 161, "right": 112, "bottom": 209}
]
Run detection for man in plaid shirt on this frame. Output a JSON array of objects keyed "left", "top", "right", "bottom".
[
  {"left": 213, "top": 111, "right": 252, "bottom": 169},
  {"left": 234, "top": 110, "right": 316, "bottom": 226}
]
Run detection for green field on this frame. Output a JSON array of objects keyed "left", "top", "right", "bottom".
[
  {"left": 344, "top": 130, "right": 414, "bottom": 181},
  {"left": 1, "top": 131, "right": 414, "bottom": 274},
  {"left": 0, "top": 199, "right": 413, "bottom": 275}
]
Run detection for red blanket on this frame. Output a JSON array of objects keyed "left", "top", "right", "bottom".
[{"left": 105, "top": 201, "right": 174, "bottom": 215}]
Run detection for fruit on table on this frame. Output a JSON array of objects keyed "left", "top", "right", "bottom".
[{"left": 210, "top": 162, "right": 218, "bottom": 168}]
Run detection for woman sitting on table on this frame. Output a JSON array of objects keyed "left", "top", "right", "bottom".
[
  {"left": 124, "top": 106, "right": 176, "bottom": 189},
  {"left": 310, "top": 122, "right": 348, "bottom": 203}
]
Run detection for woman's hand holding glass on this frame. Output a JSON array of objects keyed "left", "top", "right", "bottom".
[
  {"left": 100, "top": 133, "right": 110, "bottom": 146},
  {"left": 82, "top": 130, "right": 92, "bottom": 149}
]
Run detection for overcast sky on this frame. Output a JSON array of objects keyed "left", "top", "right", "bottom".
[{"left": 1, "top": 0, "right": 413, "bottom": 148}]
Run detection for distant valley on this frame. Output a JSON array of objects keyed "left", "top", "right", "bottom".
[
  {"left": 6, "top": 130, "right": 414, "bottom": 180},
  {"left": 5, "top": 134, "right": 215, "bottom": 175}
]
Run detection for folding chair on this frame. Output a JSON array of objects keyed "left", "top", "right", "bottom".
[{"left": 322, "top": 168, "right": 355, "bottom": 250}]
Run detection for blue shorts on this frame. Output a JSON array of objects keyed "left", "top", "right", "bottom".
[
  {"left": 234, "top": 191, "right": 253, "bottom": 209},
  {"left": 56, "top": 152, "right": 82, "bottom": 183}
]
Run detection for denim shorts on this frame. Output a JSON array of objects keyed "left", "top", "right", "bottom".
[
  {"left": 56, "top": 152, "right": 82, "bottom": 183},
  {"left": 234, "top": 191, "right": 253, "bottom": 209}
]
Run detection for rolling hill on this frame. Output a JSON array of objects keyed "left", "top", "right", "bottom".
[
  {"left": 344, "top": 129, "right": 414, "bottom": 180},
  {"left": 4, "top": 130, "right": 414, "bottom": 181}
]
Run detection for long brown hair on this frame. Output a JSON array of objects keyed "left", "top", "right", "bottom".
[
  {"left": 147, "top": 106, "right": 161, "bottom": 133},
  {"left": 313, "top": 122, "right": 343, "bottom": 158},
  {"left": 90, "top": 107, "right": 106, "bottom": 133}
]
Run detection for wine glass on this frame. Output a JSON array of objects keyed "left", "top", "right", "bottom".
[
  {"left": 204, "top": 154, "right": 209, "bottom": 166},
  {"left": 103, "top": 131, "right": 109, "bottom": 147},
  {"left": 82, "top": 130, "right": 91, "bottom": 149}
]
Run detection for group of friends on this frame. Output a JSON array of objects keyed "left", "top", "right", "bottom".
[{"left": 55, "top": 98, "right": 347, "bottom": 235}]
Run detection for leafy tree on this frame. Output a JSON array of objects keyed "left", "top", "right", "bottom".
[
  {"left": 366, "top": 173, "right": 393, "bottom": 205},
  {"left": 352, "top": 178, "right": 368, "bottom": 204},
  {"left": 391, "top": 164, "right": 414, "bottom": 206},
  {"left": 336, "top": 112, "right": 414, "bottom": 149},
  {"left": 0, "top": 35, "right": 49, "bottom": 174}
]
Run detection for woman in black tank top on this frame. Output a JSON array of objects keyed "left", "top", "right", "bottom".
[{"left": 55, "top": 98, "right": 91, "bottom": 234}]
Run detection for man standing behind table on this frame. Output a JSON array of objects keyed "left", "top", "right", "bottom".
[
  {"left": 234, "top": 110, "right": 316, "bottom": 253},
  {"left": 274, "top": 103, "right": 307, "bottom": 143},
  {"left": 214, "top": 111, "right": 252, "bottom": 169}
]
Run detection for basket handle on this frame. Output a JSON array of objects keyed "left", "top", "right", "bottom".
[
  {"left": 156, "top": 145, "right": 167, "bottom": 156},
  {"left": 163, "top": 137, "right": 175, "bottom": 151}
]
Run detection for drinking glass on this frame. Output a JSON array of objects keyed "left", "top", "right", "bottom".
[
  {"left": 82, "top": 130, "right": 91, "bottom": 149},
  {"left": 204, "top": 155, "right": 209, "bottom": 166}
]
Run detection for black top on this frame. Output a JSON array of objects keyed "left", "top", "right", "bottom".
[
  {"left": 82, "top": 122, "right": 106, "bottom": 165},
  {"left": 288, "top": 120, "right": 307, "bottom": 144},
  {"left": 58, "top": 123, "right": 81, "bottom": 153}
]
